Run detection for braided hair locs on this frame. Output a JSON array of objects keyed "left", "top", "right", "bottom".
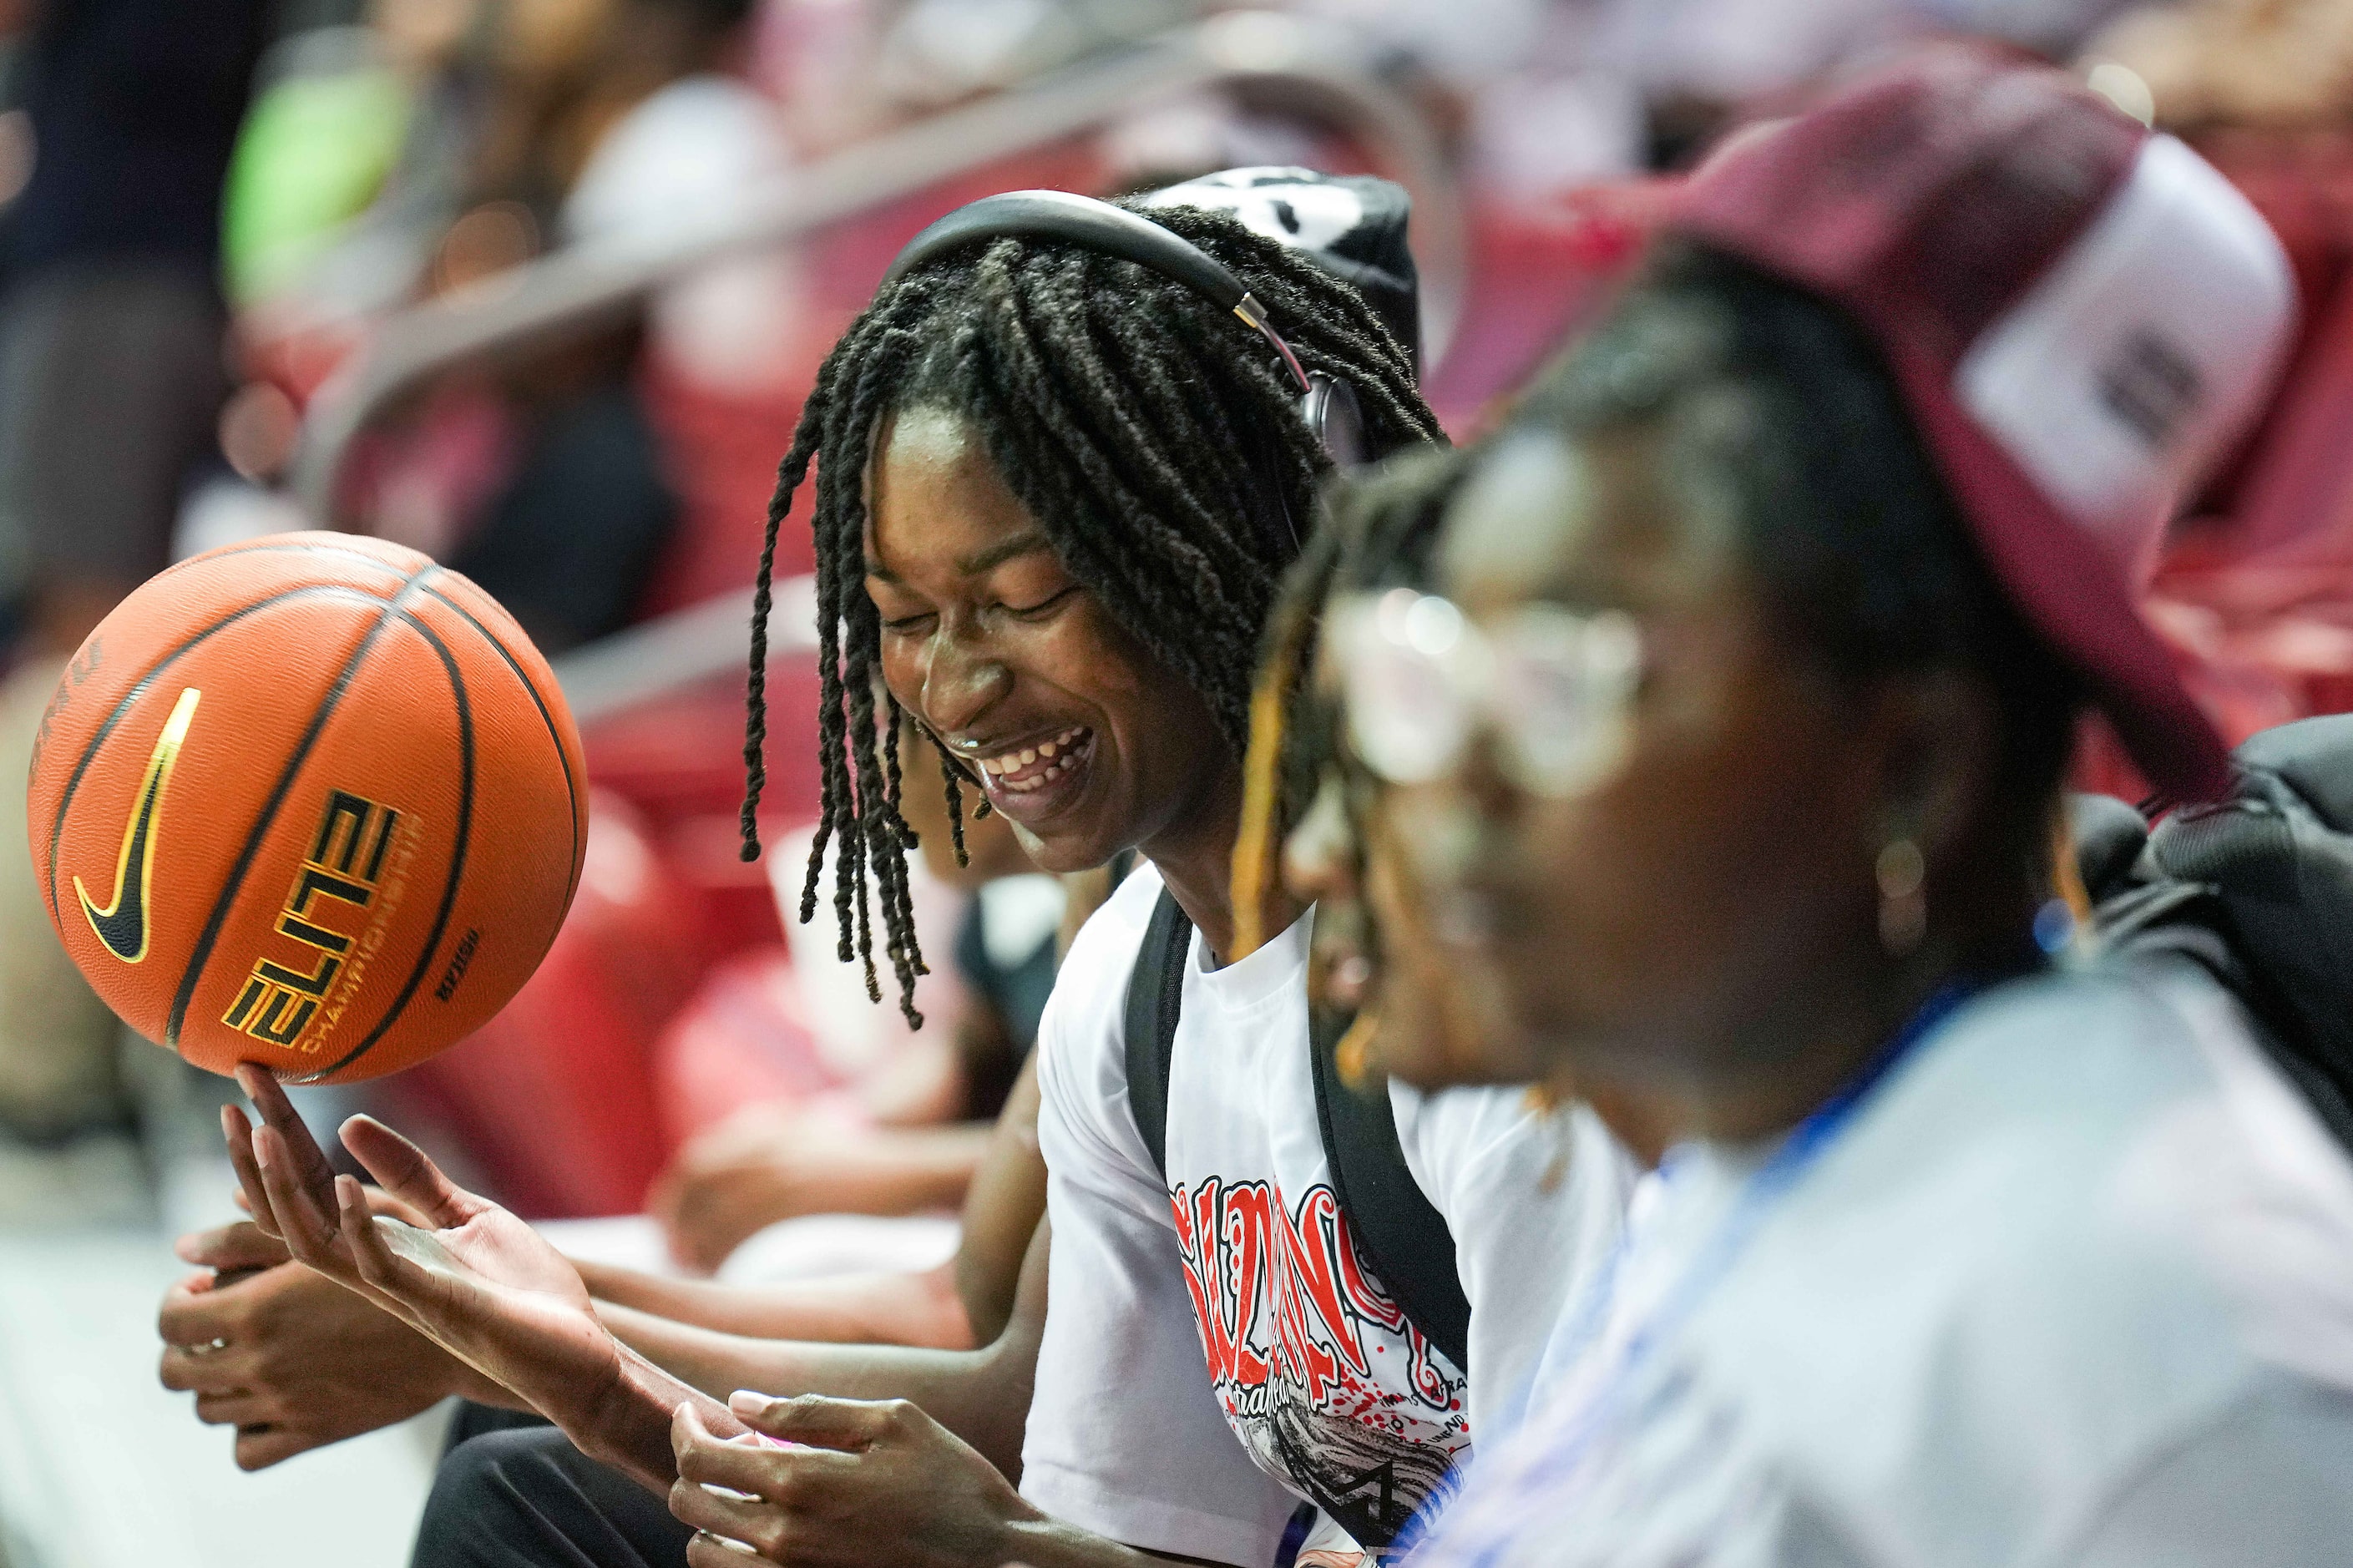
[{"left": 738, "top": 200, "right": 1442, "bottom": 1025}]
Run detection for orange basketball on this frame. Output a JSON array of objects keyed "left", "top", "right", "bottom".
[{"left": 25, "top": 531, "right": 588, "bottom": 1085}]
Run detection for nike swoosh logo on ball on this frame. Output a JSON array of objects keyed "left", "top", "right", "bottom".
[{"left": 77, "top": 686, "right": 202, "bottom": 964}]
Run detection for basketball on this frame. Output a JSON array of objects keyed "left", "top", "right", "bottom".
[{"left": 23, "top": 531, "right": 589, "bottom": 1085}]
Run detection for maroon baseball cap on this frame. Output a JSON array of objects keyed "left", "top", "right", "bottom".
[{"left": 1668, "top": 47, "right": 2295, "bottom": 802}]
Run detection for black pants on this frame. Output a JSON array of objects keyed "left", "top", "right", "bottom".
[{"left": 411, "top": 1403, "right": 696, "bottom": 1568}]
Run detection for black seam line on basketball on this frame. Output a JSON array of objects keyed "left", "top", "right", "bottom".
[
  {"left": 43, "top": 585, "right": 407, "bottom": 928},
  {"left": 417, "top": 582, "right": 583, "bottom": 908},
  {"left": 166, "top": 564, "right": 443, "bottom": 1054},
  {"left": 292, "top": 607, "right": 475, "bottom": 1084},
  {"left": 290, "top": 608, "right": 474, "bottom": 1080}
]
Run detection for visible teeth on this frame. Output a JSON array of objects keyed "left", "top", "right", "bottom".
[{"left": 978, "top": 728, "right": 1090, "bottom": 793}]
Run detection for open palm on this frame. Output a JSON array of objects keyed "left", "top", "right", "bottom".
[{"left": 225, "top": 1064, "right": 622, "bottom": 1431}]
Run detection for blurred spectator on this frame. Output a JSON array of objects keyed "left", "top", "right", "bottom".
[
  {"left": 435, "top": 0, "right": 794, "bottom": 652},
  {"left": 0, "top": 0, "right": 269, "bottom": 645},
  {"left": 1260, "top": 0, "right": 2143, "bottom": 200},
  {"left": 372, "top": 0, "right": 741, "bottom": 652},
  {"left": 218, "top": 0, "right": 782, "bottom": 653},
  {"left": 220, "top": 0, "right": 490, "bottom": 331},
  {"left": 0, "top": 0, "right": 268, "bottom": 1184},
  {"left": 558, "top": 38, "right": 802, "bottom": 396}
]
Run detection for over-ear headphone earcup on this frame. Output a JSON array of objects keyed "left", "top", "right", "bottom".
[{"left": 1300, "top": 372, "right": 1367, "bottom": 470}]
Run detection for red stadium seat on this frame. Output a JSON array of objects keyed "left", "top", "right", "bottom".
[{"left": 650, "top": 945, "right": 830, "bottom": 1151}]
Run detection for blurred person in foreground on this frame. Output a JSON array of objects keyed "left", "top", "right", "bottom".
[
  {"left": 1318, "top": 48, "right": 2353, "bottom": 1565},
  {"left": 650, "top": 716, "right": 1060, "bottom": 1274},
  {"left": 0, "top": 0, "right": 269, "bottom": 1181}
]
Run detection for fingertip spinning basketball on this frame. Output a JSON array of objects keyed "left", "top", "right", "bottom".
[{"left": 24, "top": 530, "right": 589, "bottom": 1085}]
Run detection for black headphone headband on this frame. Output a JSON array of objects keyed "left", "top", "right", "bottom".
[
  {"left": 883, "top": 190, "right": 1242, "bottom": 309},
  {"left": 877, "top": 186, "right": 1372, "bottom": 555},
  {"left": 878, "top": 189, "right": 1316, "bottom": 398}
]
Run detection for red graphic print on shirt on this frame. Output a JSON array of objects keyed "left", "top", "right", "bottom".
[{"left": 1170, "top": 1177, "right": 1468, "bottom": 1547}]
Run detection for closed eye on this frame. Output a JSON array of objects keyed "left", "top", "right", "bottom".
[{"left": 1001, "top": 586, "right": 1080, "bottom": 620}]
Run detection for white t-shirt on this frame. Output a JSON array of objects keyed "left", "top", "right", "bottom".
[
  {"left": 1020, "top": 867, "right": 1634, "bottom": 1565},
  {"left": 1415, "top": 959, "right": 2353, "bottom": 1568}
]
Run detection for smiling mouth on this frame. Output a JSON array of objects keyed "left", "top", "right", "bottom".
[{"left": 975, "top": 726, "right": 1091, "bottom": 794}]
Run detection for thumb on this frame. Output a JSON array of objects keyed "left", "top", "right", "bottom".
[
  {"left": 175, "top": 1220, "right": 291, "bottom": 1272},
  {"left": 727, "top": 1390, "right": 895, "bottom": 1452}
]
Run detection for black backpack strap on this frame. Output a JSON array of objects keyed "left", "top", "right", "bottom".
[
  {"left": 1307, "top": 1008, "right": 1473, "bottom": 1375},
  {"left": 1122, "top": 888, "right": 1472, "bottom": 1378},
  {"left": 1123, "top": 888, "right": 1192, "bottom": 1176}
]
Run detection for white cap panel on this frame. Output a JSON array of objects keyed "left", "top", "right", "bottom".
[{"left": 1954, "top": 134, "right": 2295, "bottom": 584}]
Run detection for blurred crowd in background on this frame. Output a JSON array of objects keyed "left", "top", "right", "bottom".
[{"left": 2, "top": 0, "right": 2352, "bottom": 1303}]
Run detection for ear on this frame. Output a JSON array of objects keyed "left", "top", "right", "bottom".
[{"left": 1868, "top": 668, "right": 2003, "bottom": 877}]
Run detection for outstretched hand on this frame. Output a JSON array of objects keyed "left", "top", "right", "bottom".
[
  {"left": 224, "top": 1063, "right": 623, "bottom": 1434},
  {"left": 670, "top": 1392, "right": 1044, "bottom": 1568}
]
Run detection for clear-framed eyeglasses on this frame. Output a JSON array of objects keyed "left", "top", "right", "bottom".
[{"left": 1326, "top": 588, "right": 1644, "bottom": 798}]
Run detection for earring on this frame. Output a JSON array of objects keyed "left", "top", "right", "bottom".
[{"left": 1877, "top": 837, "right": 1928, "bottom": 956}]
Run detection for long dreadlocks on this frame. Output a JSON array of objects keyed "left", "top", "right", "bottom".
[{"left": 740, "top": 200, "right": 1443, "bottom": 1024}]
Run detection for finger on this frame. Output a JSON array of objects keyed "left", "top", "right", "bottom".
[
  {"left": 673, "top": 1435, "right": 832, "bottom": 1503},
  {"left": 233, "top": 1424, "right": 317, "bottom": 1472},
  {"left": 672, "top": 1400, "right": 726, "bottom": 1468},
  {"left": 336, "top": 1173, "right": 416, "bottom": 1297},
  {"left": 674, "top": 1404, "right": 763, "bottom": 1485},
  {"left": 158, "top": 1276, "right": 230, "bottom": 1346},
  {"left": 668, "top": 1474, "right": 786, "bottom": 1550},
  {"left": 222, "top": 1105, "right": 279, "bottom": 1241},
  {"left": 195, "top": 1389, "right": 275, "bottom": 1428},
  {"left": 340, "top": 1115, "right": 478, "bottom": 1230},
  {"left": 256, "top": 1124, "right": 345, "bottom": 1272},
  {"left": 159, "top": 1338, "right": 255, "bottom": 1393},
  {"left": 675, "top": 1413, "right": 857, "bottom": 1500},
  {"left": 729, "top": 1391, "right": 896, "bottom": 1452},
  {"left": 686, "top": 1529, "right": 767, "bottom": 1566},
  {"left": 175, "top": 1220, "right": 290, "bottom": 1272},
  {"left": 235, "top": 1064, "right": 342, "bottom": 1204}
]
